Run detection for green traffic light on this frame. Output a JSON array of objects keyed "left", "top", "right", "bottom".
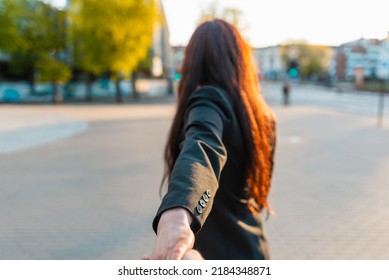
[
  {"left": 289, "top": 68, "right": 298, "bottom": 78},
  {"left": 175, "top": 73, "right": 182, "bottom": 81}
]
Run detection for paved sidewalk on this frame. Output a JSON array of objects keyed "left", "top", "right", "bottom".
[
  {"left": 0, "top": 101, "right": 175, "bottom": 155},
  {"left": 0, "top": 85, "right": 388, "bottom": 259},
  {"left": 0, "top": 104, "right": 173, "bottom": 259},
  {"left": 265, "top": 105, "right": 389, "bottom": 259},
  {"left": 0, "top": 106, "right": 88, "bottom": 155}
]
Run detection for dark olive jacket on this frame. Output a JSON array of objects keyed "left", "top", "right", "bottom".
[{"left": 153, "top": 86, "right": 273, "bottom": 260}]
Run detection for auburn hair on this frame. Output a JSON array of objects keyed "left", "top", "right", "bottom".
[{"left": 162, "top": 19, "right": 276, "bottom": 213}]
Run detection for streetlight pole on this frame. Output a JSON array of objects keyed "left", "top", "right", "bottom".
[{"left": 377, "top": 79, "right": 385, "bottom": 127}]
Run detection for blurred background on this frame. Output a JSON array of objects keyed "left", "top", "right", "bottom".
[{"left": 0, "top": 0, "right": 388, "bottom": 259}]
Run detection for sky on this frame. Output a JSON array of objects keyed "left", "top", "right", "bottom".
[{"left": 52, "top": 0, "right": 389, "bottom": 47}]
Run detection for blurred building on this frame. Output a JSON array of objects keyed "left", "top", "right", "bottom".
[
  {"left": 172, "top": 45, "right": 185, "bottom": 72},
  {"left": 150, "top": 0, "right": 171, "bottom": 78},
  {"left": 333, "top": 34, "right": 389, "bottom": 82},
  {"left": 254, "top": 46, "right": 284, "bottom": 80},
  {"left": 255, "top": 44, "right": 335, "bottom": 82}
]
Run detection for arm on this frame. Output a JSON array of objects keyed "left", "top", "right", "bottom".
[{"left": 151, "top": 88, "right": 230, "bottom": 259}]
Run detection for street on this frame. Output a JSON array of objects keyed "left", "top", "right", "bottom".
[
  {"left": 263, "top": 81, "right": 389, "bottom": 119},
  {"left": 0, "top": 83, "right": 388, "bottom": 259}
]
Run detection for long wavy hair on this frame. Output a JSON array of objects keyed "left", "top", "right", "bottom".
[{"left": 162, "top": 19, "right": 276, "bottom": 213}]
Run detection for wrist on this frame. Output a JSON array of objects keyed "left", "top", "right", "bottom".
[{"left": 158, "top": 208, "right": 193, "bottom": 232}]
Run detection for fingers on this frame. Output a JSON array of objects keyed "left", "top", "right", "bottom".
[
  {"left": 183, "top": 250, "right": 204, "bottom": 260},
  {"left": 150, "top": 233, "right": 195, "bottom": 260},
  {"left": 149, "top": 248, "right": 204, "bottom": 260},
  {"left": 166, "top": 246, "right": 187, "bottom": 260},
  {"left": 150, "top": 240, "right": 186, "bottom": 260}
]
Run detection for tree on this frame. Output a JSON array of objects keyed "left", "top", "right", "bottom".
[
  {"left": 36, "top": 56, "right": 71, "bottom": 102},
  {"left": 0, "top": 0, "right": 70, "bottom": 99},
  {"left": 198, "top": 0, "right": 248, "bottom": 33},
  {"left": 281, "top": 41, "right": 332, "bottom": 80},
  {"left": 0, "top": 0, "right": 19, "bottom": 52},
  {"left": 69, "top": 0, "right": 158, "bottom": 102}
]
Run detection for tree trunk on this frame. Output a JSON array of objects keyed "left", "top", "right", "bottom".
[
  {"left": 132, "top": 71, "right": 139, "bottom": 101},
  {"left": 115, "top": 78, "right": 123, "bottom": 103},
  {"left": 52, "top": 82, "right": 62, "bottom": 103},
  {"left": 85, "top": 73, "right": 93, "bottom": 102},
  {"left": 29, "top": 69, "right": 36, "bottom": 95}
]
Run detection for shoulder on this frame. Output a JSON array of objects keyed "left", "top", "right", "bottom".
[
  {"left": 189, "top": 85, "right": 231, "bottom": 106},
  {"left": 187, "top": 86, "right": 234, "bottom": 124}
]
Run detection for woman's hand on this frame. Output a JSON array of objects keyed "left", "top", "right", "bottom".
[{"left": 150, "top": 208, "right": 194, "bottom": 260}]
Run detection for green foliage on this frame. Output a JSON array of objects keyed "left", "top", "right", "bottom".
[
  {"left": 281, "top": 42, "right": 332, "bottom": 79},
  {"left": 36, "top": 56, "right": 71, "bottom": 83},
  {"left": 0, "top": 0, "right": 19, "bottom": 51},
  {"left": 199, "top": 0, "right": 248, "bottom": 32},
  {"left": 136, "top": 48, "right": 153, "bottom": 73},
  {"left": 70, "top": 0, "right": 157, "bottom": 77},
  {"left": 299, "top": 45, "right": 330, "bottom": 78},
  {"left": 1, "top": 0, "right": 158, "bottom": 93},
  {"left": 14, "top": 1, "right": 66, "bottom": 55},
  {"left": 0, "top": 0, "right": 70, "bottom": 84}
]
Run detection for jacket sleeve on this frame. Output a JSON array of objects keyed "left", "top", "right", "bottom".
[{"left": 153, "top": 87, "right": 231, "bottom": 234}]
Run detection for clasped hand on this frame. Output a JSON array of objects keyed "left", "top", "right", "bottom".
[{"left": 148, "top": 208, "right": 195, "bottom": 260}]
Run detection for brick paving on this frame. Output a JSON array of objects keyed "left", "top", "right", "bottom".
[
  {"left": 265, "top": 106, "right": 389, "bottom": 259},
  {"left": 0, "top": 85, "right": 388, "bottom": 259},
  {"left": 0, "top": 103, "right": 173, "bottom": 259}
]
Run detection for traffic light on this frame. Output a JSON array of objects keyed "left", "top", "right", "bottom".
[
  {"left": 288, "top": 60, "right": 299, "bottom": 78},
  {"left": 175, "top": 72, "right": 182, "bottom": 81}
]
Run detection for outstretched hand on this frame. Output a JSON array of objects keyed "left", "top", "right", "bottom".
[
  {"left": 182, "top": 249, "right": 204, "bottom": 260},
  {"left": 150, "top": 208, "right": 195, "bottom": 260}
]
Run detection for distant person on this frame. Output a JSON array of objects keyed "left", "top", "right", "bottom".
[
  {"left": 282, "top": 80, "right": 290, "bottom": 105},
  {"left": 149, "top": 19, "right": 277, "bottom": 260}
]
